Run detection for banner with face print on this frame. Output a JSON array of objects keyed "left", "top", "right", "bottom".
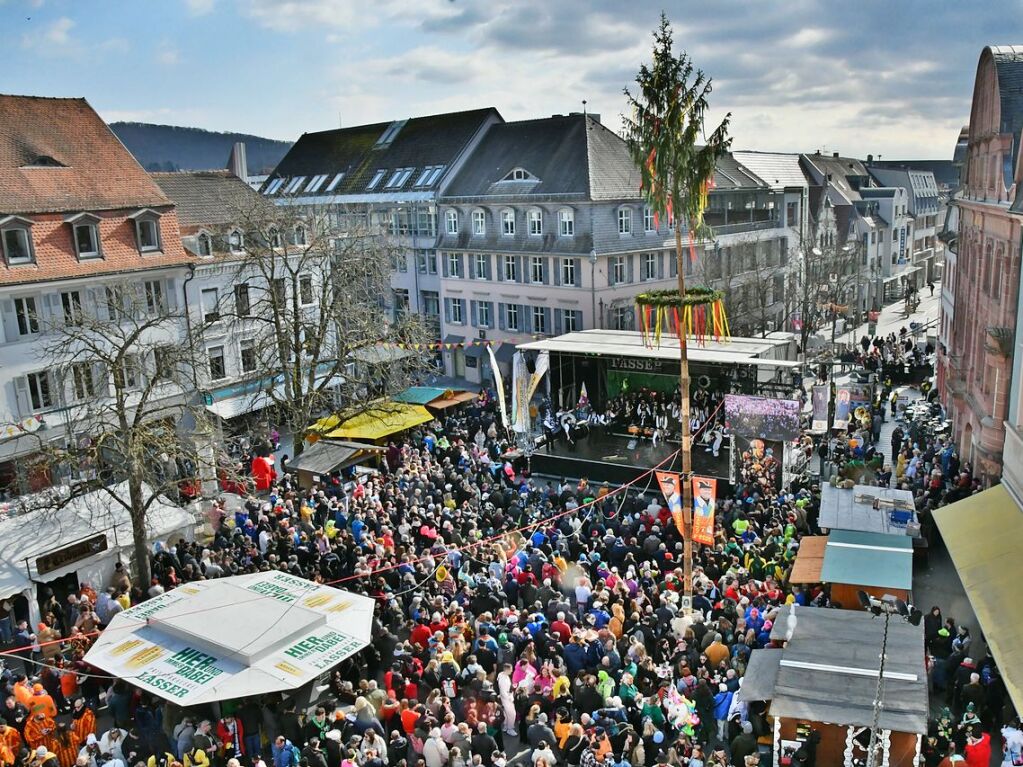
[
  {"left": 811, "top": 385, "right": 829, "bottom": 432},
  {"left": 656, "top": 471, "right": 684, "bottom": 537},
  {"left": 691, "top": 476, "right": 716, "bottom": 545}
]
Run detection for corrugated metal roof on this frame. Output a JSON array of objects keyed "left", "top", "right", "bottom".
[
  {"left": 732, "top": 151, "right": 808, "bottom": 190},
  {"left": 820, "top": 529, "right": 913, "bottom": 591}
]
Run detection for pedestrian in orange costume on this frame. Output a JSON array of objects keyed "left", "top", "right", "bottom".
[
  {"left": 0, "top": 722, "right": 21, "bottom": 767},
  {"left": 23, "top": 712, "right": 56, "bottom": 751},
  {"left": 28, "top": 686, "right": 57, "bottom": 720},
  {"left": 69, "top": 699, "right": 95, "bottom": 746}
]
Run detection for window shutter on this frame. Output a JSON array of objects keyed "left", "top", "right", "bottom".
[
  {"left": 542, "top": 258, "right": 550, "bottom": 285},
  {"left": 14, "top": 377, "right": 31, "bottom": 416},
  {"left": 608, "top": 261, "right": 615, "bottom": 287},
  {"left": 521, "top": 304, "right": 532, "bottom": 333},
  {"left": 516, "top": 256, "right": 526, "bottom": 283},
  {"left": 554, "top": 308, "right": 563, "bottom": 335},
  {"left": 572, "top": 258, "right": 581, "bottom": 287},
  {"left": 443, "top": 297, "right": 451, "bottom": 323},
  {"left": 553, "top": 258, "right": 562, "bottom": 286},
  {"left": 657, "top": 253, "right": 665, "bottom": 280},
  {"left": 93, "top": 362, "right": 111, "bottom": 397},
  {"left": 470, "top": 300, "right": 479, "bottom": 328},
  {"left": 1, "top": 300, "right": 18, "bottom": 343},
  {"left": 627, "top": 254, "right": 635, "bottom": 283},
  {"left": 498, "top": 303, "right": 507, "bottom": 330},
  {"left": 544, "top": 307, "right": 552, "bottom": 335},
  {"left": 42, "top": 294, "right": 60, "bottom": 326},
  {"left": 165, "top": 279, "right": 178, "bottom": 312},
  {"left": 442, "top": 253, "right": 449, "bottom": 278},
  {"left": 484, "top": 255, "right": 492, "bottom": 280}
]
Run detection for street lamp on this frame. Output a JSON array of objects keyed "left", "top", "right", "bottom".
[{"left": 857, "top": 591, "right": 922, "bottom": 767}]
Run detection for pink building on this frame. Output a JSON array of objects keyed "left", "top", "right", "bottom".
[{"left": 945, "top": 46, "right": 1023, "bottom": 482}]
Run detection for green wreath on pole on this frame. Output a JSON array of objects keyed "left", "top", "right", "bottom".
[{"left": 635, "top": 287, "right": 730, "bottom": 346}]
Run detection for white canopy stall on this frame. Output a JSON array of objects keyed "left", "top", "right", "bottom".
[
  {"left": 84, "top": 571, "right": 375, "bottom": 705},
  {"left": 0, "top": 483, "right": 195, "bottom": 625}
]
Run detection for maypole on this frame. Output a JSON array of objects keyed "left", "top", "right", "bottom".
[{"left": 624, "top": 14, "right": 731, "bottom": 613}]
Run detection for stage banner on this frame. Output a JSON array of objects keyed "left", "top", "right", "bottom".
[
  {"left": 848, "top": 383, "right": 872, "bottom": 407},
  {"left": 834, "top": 387, "right": 852, "bottom": 430},
  {"left": 692, "top": 476, "right": 716, "bottom": 545},
  {"left": 655, "top": 471, "right": 685, "bottom": 537},
  {"left": 811, "top": 385, "right": 829, "bottom": 432},
  {"left": 733, "top": 436, "right": 783, "bottom": 493},
  {"left": 526, "top": 351, "right": 550, "bottom": 402},
  {"left": 511, "top": 352, "right": 531, "bottom": 433},
  {"left": 487, "top": 344, "right": 510, "bottom": 429},
  {"left": 724, "top": 394, "right": 800, "bottom": 442}
]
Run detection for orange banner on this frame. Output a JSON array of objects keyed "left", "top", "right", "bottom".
[
  {"left": 691, "top": 476, "right": 716, "bottom": 545},
  {"left": 656, "top": 471, "right": 684, "bottom": 537}
]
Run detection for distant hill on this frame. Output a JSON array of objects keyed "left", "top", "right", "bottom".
[{"left": 109, "top": 122, "right": 292, "bottom": 175}]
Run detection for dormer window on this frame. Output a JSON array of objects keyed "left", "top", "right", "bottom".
[
  {"left": 197, "top": 231, "right": 213, "bottom": 257},
  {"left": 229, "top": 229, "right": 244, "bottom": 254},
  {"left": 269, "top": 227, "right": 283, "bottom": 249},
  {"left": 445, "top": 210, "right": 459, "bottom": 235},
  {"left": 293, "top": 224, "right": 307, "bottom": 246},
  {"left": 503, "top": 167, "right": 534, "bottom": 182},
  {"left": 501, "top": 209, "right": 515, "bottom": 236},
  {"left": 65, "top": 213, "right": 102, "bottom": 260},
  {"left": 367, "top": 169, "right": 386, "bottom": 190},
  {"left": 129, "top": 209, "right": 162, "bottom": 253},
  {"left": 618, "top": 207, "right": 632, "bottom": 235},
  {"left": 0, "top": 216, "right": 35, "bottom": 266}
]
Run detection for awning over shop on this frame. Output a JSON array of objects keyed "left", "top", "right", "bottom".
[
  {"left": 0, "top": 482, "right": 195, "bottom": 600},
  {"left": 286, "top": 440, "right": 384, "bottom": 476},
  {"left": 464, "top": 344, "right": 485, "bottom": 359},
  {"left": 741, "top": 648, "right": 783, "bottom": 701},
  {"left": 789, "top": 536, "right": 827, "bottom": 584},
  {"left": 820, "top": 529, "right": 913, "bottom": 591},
  {"left": 933, "top": 484, "right": 1023, "bottom": 714},
  {"left": 443, "top": 334, "right": 465, "bottom": 345},
  {"left": 428, "top": 390, "right": 477, "bottom": 410},
  {"left": 310, "top": 402, "right": 434, "bottom": 441},
  {"left": 85, "top": 571, "right": 375, "bottom": 705},
  {"left": 393, "top": 387, "right": 449, "bottom": 405}
]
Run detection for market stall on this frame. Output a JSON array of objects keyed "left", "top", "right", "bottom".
[
  {"left": 84, "top": 570, "right": 375, "bottom": 705},
  {"left": 286, "top": 440, "right": 385, "bottom": 490},
  {"left": 743, "top": 605, "right": 927, "bottom": 767},
  {"left": 309, "top": 401, "right": 434, "bottom": 443},
  {"left": 0, "top": 483, "right": 195, "bottom": 625}
]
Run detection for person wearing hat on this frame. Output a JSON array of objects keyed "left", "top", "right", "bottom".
[{"left": 31, "top": 744, "right": 59, "bottom": 767}]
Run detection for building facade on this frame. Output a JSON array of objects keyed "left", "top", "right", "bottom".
[
  {"left": 946, "top": 45, "right": 1023, "bottom": 482},
  {"left": 0, "top": 96, "right": 194, "bottom": 498}
]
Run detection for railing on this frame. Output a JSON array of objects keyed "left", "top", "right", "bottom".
[{"left": 708, "top": 219, "right": 783, "bottom": 236}]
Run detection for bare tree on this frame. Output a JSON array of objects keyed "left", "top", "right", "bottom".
[
  {"left": 786, "top": 235, "right": 863, "bottom": 351},
  {"left": 212, "top": 197, "right": 434, "bottom": 456},
  {"left": 30, "top": 285, "right": 219, "bottom": 586},
  {"left": 694, "top": 236, "right": 784, "bottom": 337}
]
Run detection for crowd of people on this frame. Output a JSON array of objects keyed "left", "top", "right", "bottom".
[{"left": 0, "top": 338, "right": 1016, "bottom": 767}]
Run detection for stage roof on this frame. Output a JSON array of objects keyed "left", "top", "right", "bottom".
[
  {"left": 84, "top": 571, "right": 375, "bottom": 705},
  {"left": 517, "top": 329, "right": 801, "bottom": 368},
  {"left": 757, "top": 605, "right": 928, "bottom": 734}
]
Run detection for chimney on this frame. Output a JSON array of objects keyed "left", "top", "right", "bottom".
[
  {"left": 832, "top": 151, "right": 839, "bottom": 158},
  {"left": 226, "top": 142, "right": 248, "bottom": 180},
  {"left": 867, "top": 153, "right": 873, "bottom": 163}
]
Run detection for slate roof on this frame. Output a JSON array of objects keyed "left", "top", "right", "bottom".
[
  {"left": 265, "top": 108, "right": 499, "bottom": 197},
  {"left": 732, "top": 151, "right": 808, "bottom": 190},
  {"left": 152, "top": 170, "right": 274, "bottom": 229},
  {"left": 0, "top": 95, "right": 172, "bottom": 214},
  {"left": 986, "top": 46, "right": 1023, "bottom": 212},
  {"left": 800, "top": 153, "right": 872, "bottom": 204},
  {"left": 713, "top": 153, "right": 767, "bottom": 190},
  {"left": 869, "top": 160, "right": 959, "bottom": 191},
  {"left": 442, "top": 114, "right": 592, "bottom": 199}
]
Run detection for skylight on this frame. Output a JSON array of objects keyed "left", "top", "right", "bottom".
[
  {"left": 386, "top": 168, "right": 415, "bottom": 189},
  {"left": 326, "top": 172, "right": 345, "bottom": 192},
  {"left": 374, "top": 119, "right": 408, "bottom": 147},
  {"left": 305, "top": 174, "right": 329, "bottom": 193},
  {"left": 283, "top": 176, "right": 306, "bottom": 194},
  {"left": 367, "top": 169, "right": 386, "bottom": 190},
  {"left": 264, "top": 178, "right": 285, "bottom": 195}
]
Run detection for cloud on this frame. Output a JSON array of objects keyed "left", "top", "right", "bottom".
[
  {"left": 184, "top": 0, "right": 215, "bottom": 15},
  {"left": 21, "top": 15, "right": 74, "bottom": 48},
  {"left": 157, "top": 42, "right": 179, "bottom": 65}
]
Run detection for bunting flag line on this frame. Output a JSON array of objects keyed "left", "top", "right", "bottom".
[{"left": 374, "top": 338, "right": 544, "bottom": 352}]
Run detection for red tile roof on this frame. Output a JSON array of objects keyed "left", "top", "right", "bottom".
[{"left": 0, "top": 95, "right": 171, "bottom": 214}]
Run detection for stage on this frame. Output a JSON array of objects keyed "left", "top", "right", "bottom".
[{"left": 530, "top": 429, "right": 731, "bottom": 486}]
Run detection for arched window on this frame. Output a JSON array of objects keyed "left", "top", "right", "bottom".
[
  {"left": 445, "top": 210, "right": 459, "bottom": 234},
  {"left": 501, "top": 209, "right": 515, "bottom": 236},
  {"left": 528, "top": 209, "right": 543, "bottom": 236},
  {"left": 196, "top": 231, "right": 212, "bottom": 257},
  {"left": 472, "top": 210, "right": 486, "bottom": 236},
  {"left": 294, "top": 224, "right": 307, "bottom": 246}
]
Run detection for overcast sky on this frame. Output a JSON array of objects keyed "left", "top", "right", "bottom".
[{"left": 3, "top": 0, "right": 1022, "bottom": 159}]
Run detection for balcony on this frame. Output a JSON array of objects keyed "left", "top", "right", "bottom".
[{"left": 707, "top": 219, "right": 783, "bottom": 236}]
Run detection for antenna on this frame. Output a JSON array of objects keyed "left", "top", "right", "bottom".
[
  {"left": 338, "top": 111, "right": 343, "bottom": 129},
  {"left": 582, "top": 99, "right": 587, "bottom": 119}
]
